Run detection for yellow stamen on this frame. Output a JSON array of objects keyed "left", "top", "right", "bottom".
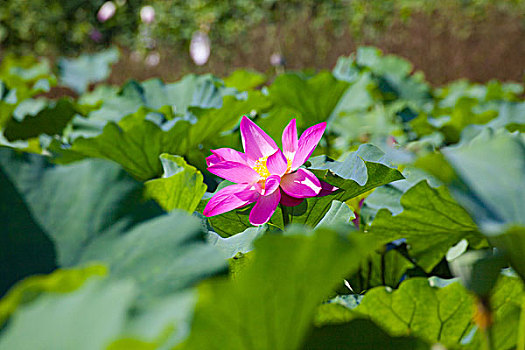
[
  {"left": 253, "top": 155, "right": 293, "bottom": 190},
  {"left": 253, "top": 156, "right": 270, "bottom": 179}
]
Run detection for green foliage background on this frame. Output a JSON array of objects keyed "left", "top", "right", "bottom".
[
  {"left": 1, "top": 45, "right": 525, "bottom": 349},
  {"left": 2, "top": 0, "right": 525, "bottom": 55}
]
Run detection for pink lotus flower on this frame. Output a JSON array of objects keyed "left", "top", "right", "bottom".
[{"left": 203, "top": 116, "right": 326, "bottom": 225}]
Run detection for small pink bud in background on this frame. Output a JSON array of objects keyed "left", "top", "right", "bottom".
[
  {"left": 270, "top": 53, "right": 285, "bottom": 67},
  {"left": 97, "top": 1, "right": 116, "bottom": 22},
  {"left": 190, "top": 31, "right": 211, "bottom": 66},
  {"left": 145, "top": 52, "right": 160, "bottom": 67},
  {"left": 140, "top": 6, "right": 155, "bottom": 24}
]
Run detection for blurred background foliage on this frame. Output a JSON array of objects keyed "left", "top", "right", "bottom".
[{"left": 1, "top": 0, "right": 525, "bottom": 85}]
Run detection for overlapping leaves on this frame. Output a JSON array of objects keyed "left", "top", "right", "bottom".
[
  {"left": 369, "top": 181, "right": 486, "bottom": 272},
  {"left": 418, "top": 128, "right": 525, "bottom": 279},
  {"left": 314, "top": 274, "right": 525, "bottom": 349},
  {"left": 178, "top": 229, "right": 377, "bottom": 350},
  {"left": 1, "top": 50, "right": 525, "bottom": 350},
  {"left": 0, "top": 149, "right": 226, "bottom": 301},
  {"left": 53, "top": 92, "right": 270, "bottom": 180}
]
